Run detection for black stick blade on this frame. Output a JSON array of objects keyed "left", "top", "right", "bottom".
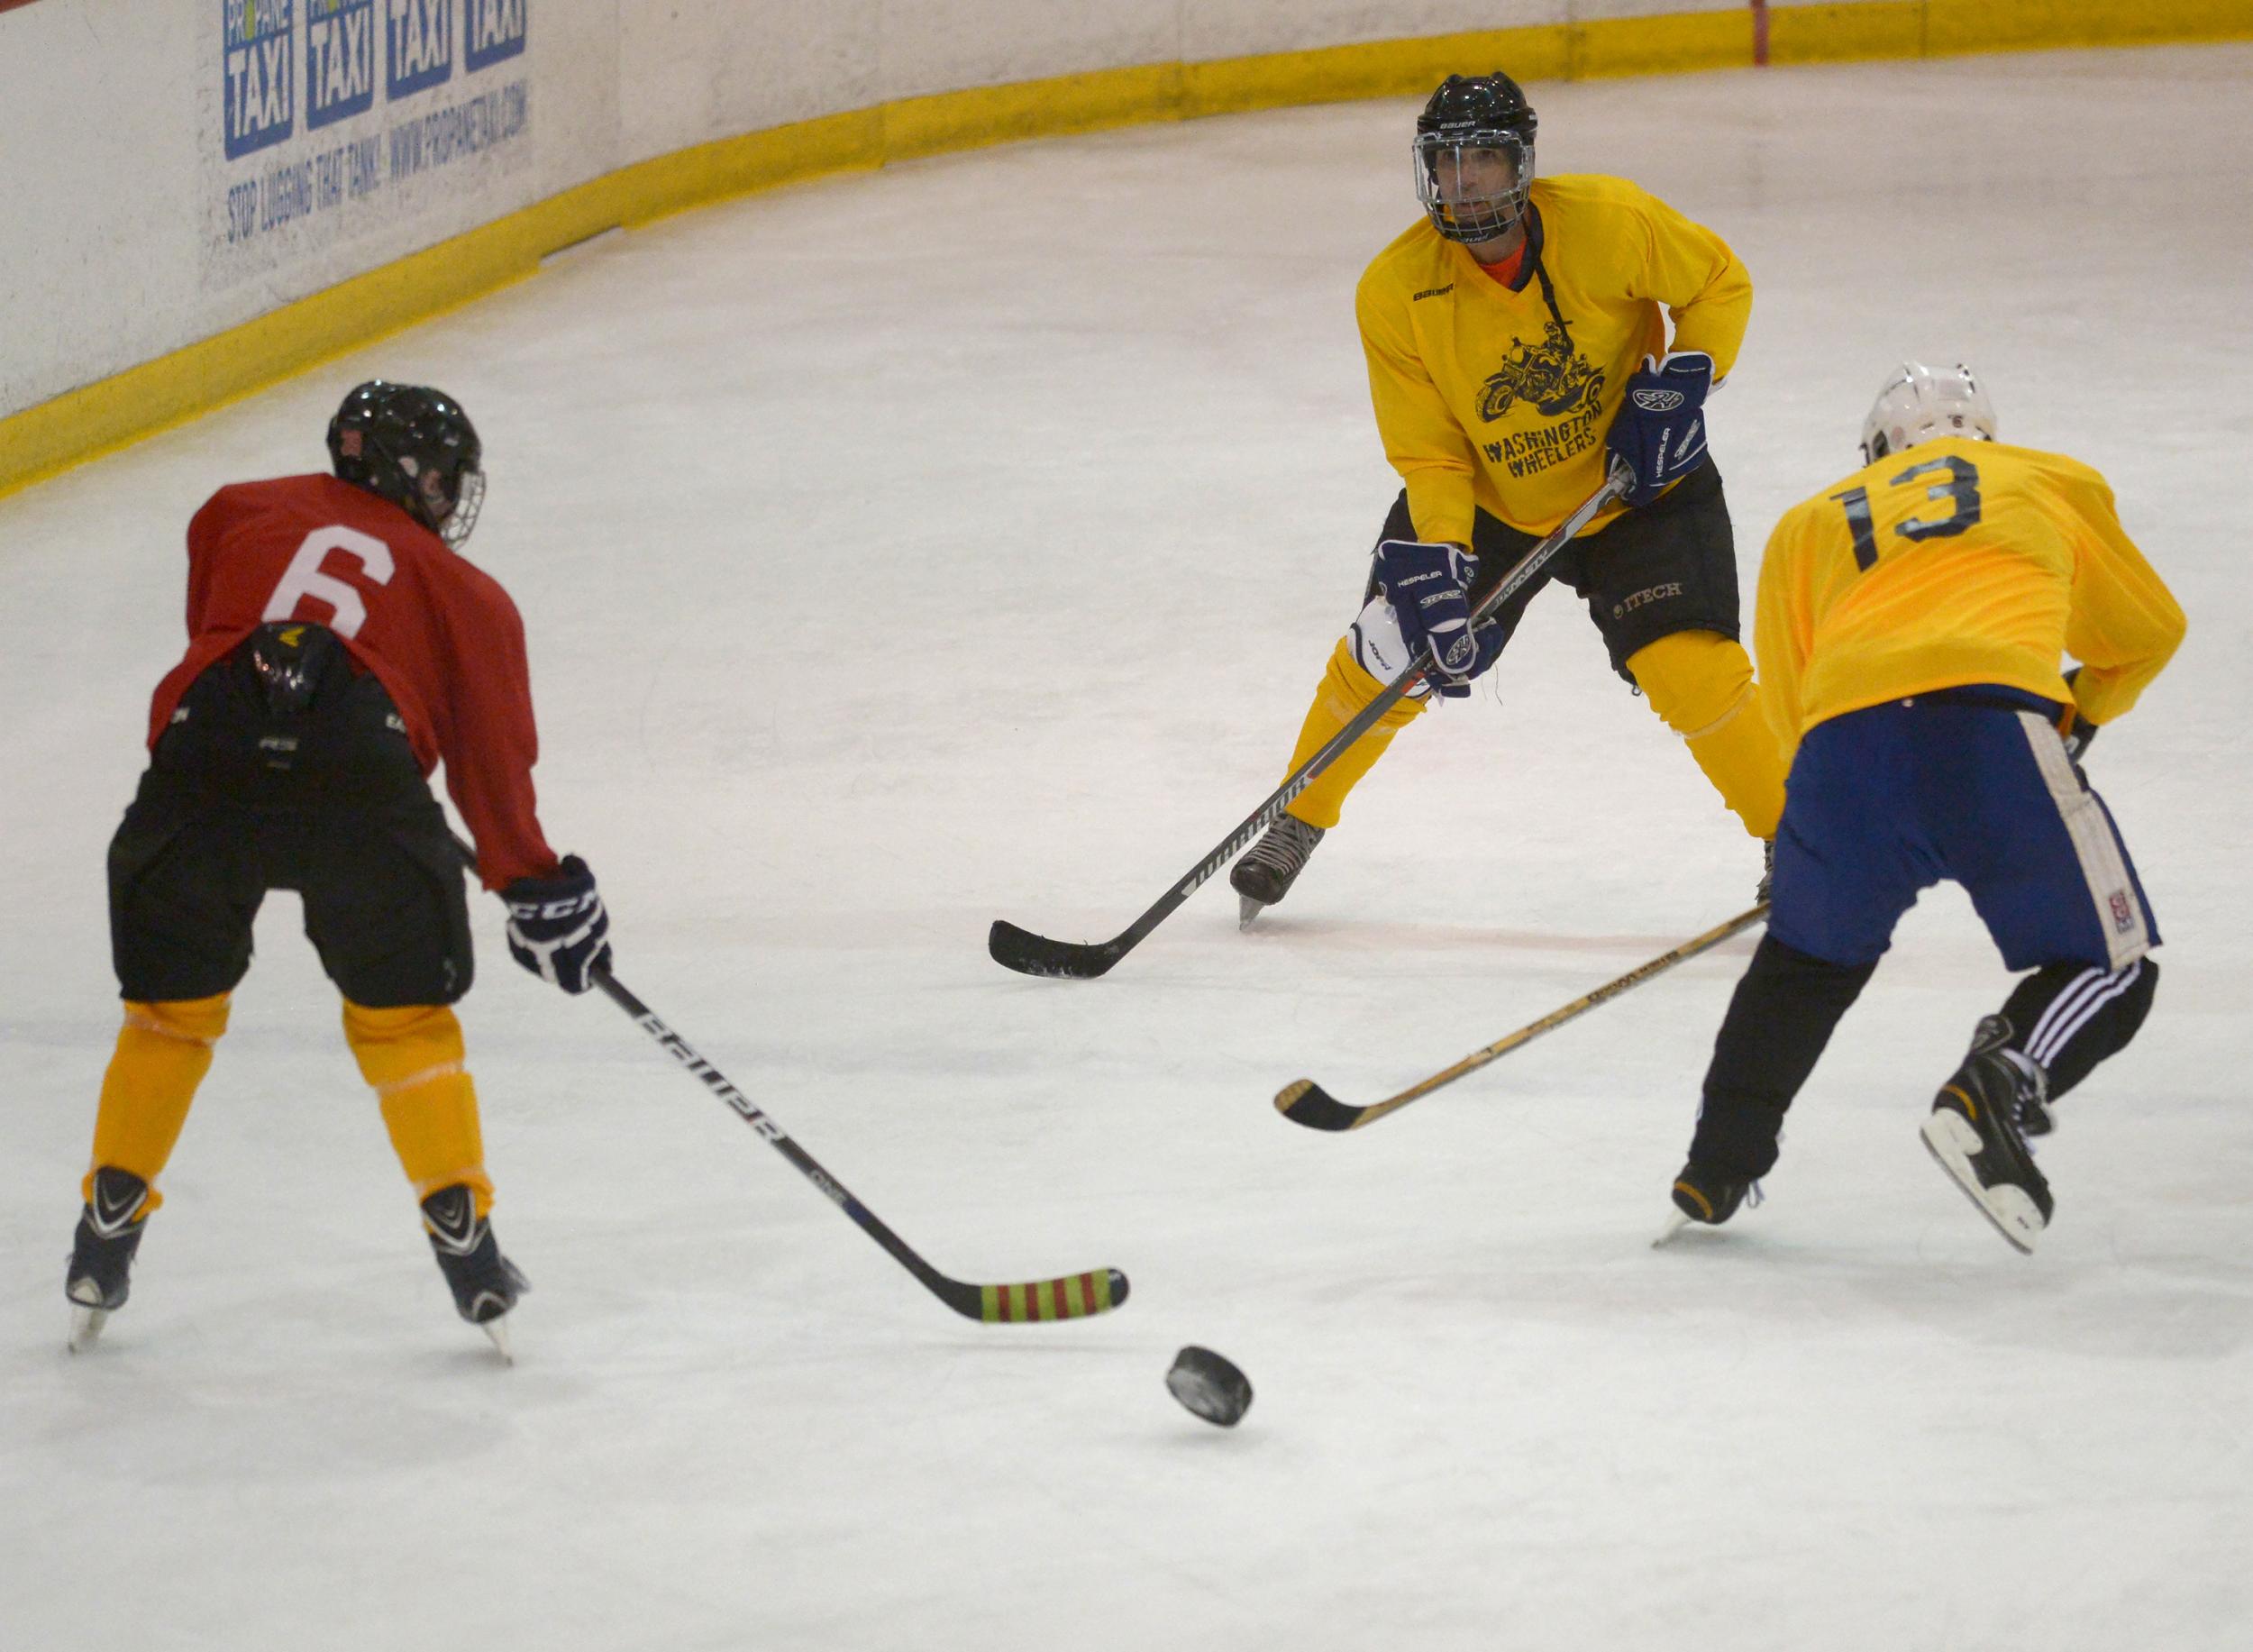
[
  {"left": 1273, "top": 1078, "right": 1366, "bottom": 1132},
  {"left": 987, "top": 919, "right": 1124, "bottom": 980}
]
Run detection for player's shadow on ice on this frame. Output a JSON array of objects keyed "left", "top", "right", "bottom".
[{"left": 1221, "top": 914, "right": 1759, "bottom": 961}]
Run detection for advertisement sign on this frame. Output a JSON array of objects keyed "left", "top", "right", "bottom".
[
  {"left": 202, "top": 0, "right": 533, "bottom": 283},
  {"left": 466, "top": 0, "right": 525, "bottom": 70},
  {"left": 385, "top": 0, "right": 452, "bottom": 99},
  {"left": 306, "top": 1, "right": 376, "bottom": 132},
  {"left": 223, "top": 0, "right": 296, "bottom": 159}
]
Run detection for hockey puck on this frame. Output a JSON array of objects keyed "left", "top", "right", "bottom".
[{"left": 1165, "top": 1346, "right": 1253, "bottom": 1428}]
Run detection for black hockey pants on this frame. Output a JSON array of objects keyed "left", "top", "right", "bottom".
[{"left": 109, "top": 628, "right": 473, "bottom": 1009}]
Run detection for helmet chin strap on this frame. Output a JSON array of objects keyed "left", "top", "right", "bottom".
[
  {"left": 1465, "top": 207, "right": 1528, "bottom": 251},
  {"left": 1444, "top": 198, "right": 1521, "bottom": 242}
]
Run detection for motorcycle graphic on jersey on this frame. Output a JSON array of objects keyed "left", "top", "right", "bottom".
[{"left": 1476, "top": 320, "right": 1604, "bottom": 421}]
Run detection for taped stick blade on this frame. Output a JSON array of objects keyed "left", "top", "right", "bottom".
[
  {"left": 1273, "top": 1078, "right": 1366, "bottom": 1132},
  {"left": 962, "top": 1267, "right": 1132, "bottom": 1323}
]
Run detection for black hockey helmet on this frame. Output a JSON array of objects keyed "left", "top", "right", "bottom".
[
  {"left": 1414, "top": 72, "right": 1538, "bottom": 245},
  {"left": 327, "top": 380, "right": 486, "bottom": 547}
]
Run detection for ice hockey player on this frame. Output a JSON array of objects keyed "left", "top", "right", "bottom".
[
  {"left": 1229, "top": 70, "right": 1783, "bottom": 925},
  {"left": 64, "top": 381, "right": 614, "bottom": 1355},
  {"left": 1667, "top": 363, "right": 2184, "bottom": 1252}
]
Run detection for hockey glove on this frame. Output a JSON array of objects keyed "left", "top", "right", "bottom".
[
  {"left": 503, "top": 855, "right": 613, "bottom": 995},
  {"left": 1373, "top": 538, "right": 1481, "bottom": 696},
  {"left": 1606, "top": 351, "right": 1713, "bottom": 505}
]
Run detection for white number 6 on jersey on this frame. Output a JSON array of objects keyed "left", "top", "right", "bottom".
[{"left": 261, "top": 525, "right": 395, "bottom": 638}]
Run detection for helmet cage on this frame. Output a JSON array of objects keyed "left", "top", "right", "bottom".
[
  {"left": 1415, "top": 128, "right": 1535, "bottom": 245},
  {"left": 439, "top": 465, "right": 486, "bottom": 549}
]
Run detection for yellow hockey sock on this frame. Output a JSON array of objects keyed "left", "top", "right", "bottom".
[
  {"left": 1277, "top": 636, "right": 1429, "bottom": 831},
  {"left": 84, "top": 994, "right": 233, "bottom": 1215},
  {"left": 342, "top": 1001, "right": 493, "bottom": 1217},
  {"left": 1627, "top": 631, "right": 1786, "bottom": 841}
]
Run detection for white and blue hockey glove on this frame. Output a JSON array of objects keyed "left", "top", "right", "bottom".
[
  {"left": 1373, "top": 538, "right": 1481, "bottom": 697},
  {"left": 504, "top": 854, "right": 613, "bottom": 995},
  {"left": 1606, "top": 351, "right": 1713, "bottom": 504}
]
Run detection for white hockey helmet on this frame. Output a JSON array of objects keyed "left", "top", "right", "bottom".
[{"left": 1858, "top": 361, "right": 1998, "bottom": 466}]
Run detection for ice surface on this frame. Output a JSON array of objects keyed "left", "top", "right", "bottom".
[{"left": 5, "top": 43, "right": 2250, "bottom": 1652}]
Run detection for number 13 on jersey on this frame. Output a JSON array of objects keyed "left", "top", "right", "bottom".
[{"left": 1830, "top": 456, "right": 1984, "bottom": 570}]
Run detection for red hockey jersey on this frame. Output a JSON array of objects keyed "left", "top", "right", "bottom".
[{"left": 147, "top": 473, "right": 560, "bottom": 890}]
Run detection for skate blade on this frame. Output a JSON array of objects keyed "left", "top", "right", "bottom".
[
  {"left": 68, "top": 1304, "right": 108, "bottom": 1354},
  {"left": 1236, "top": 895, "right": 1267, "bottom": 931},
  {"left": 480, "top": 1315, "right": 515, "bottom": 1364},
  {"left": 1650, "top": 1211, "right": 1693, "bottom": 1249},
  {"left": 1920, "top": 1111, "right": 2044, "bottom": 1255}
]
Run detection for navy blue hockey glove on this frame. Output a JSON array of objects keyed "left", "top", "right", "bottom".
[
  {"left": 503, "top": 855, "right": 612, "bottom": 994},
  {"left": 1373, "top": 538, "right": 1481, "bottom": 697},
  {"left": 1606, "top": 351, "right": 1713, "bottom": 504}
]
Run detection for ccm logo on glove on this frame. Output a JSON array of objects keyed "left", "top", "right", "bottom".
[
  {"left": 502, "top": 853, "right": 613, "bottom": 994},
  {"left": 511, "top": 890, "right": 598, "bottom": 922}
]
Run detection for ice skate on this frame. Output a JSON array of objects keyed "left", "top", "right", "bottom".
[
  {"left": 1920, "top": 1016, "right": 2053, "bottom": 1254},
  {"left": 1229, "top": 815, "right": 1325, "bottom": 928},
  {"left": 422, "top": 1185, "right": 529, "bottom": 1361},
  {"left": 1654, "top": 1161, "right": 1758, "bottom": 1246},
  {"left": 66, "top": 1168, "right": 151, "bottom": 1353}
]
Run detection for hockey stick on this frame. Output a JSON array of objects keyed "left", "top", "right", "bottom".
[
  {"left": 455, "top": 837, "right": 1128, "bottom": 1323},
  {"left": 989, "top": 461, "right": 1635, "bottom": 979},
  {"left": 1275, "top": 902, "right": 1769, "bottom": 1132}
]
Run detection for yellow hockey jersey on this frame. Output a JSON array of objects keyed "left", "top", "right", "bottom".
[
  {"left": 1356, "top": 174, "right": 1752, "bottom": 545},
  {"left": 1754, "top": 436, "right": 2185, "bottom": 765}
]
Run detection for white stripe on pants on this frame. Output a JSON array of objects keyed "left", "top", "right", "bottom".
[
  {"left": 2016, "top": 711, "right": 2150, "bottom": 972},
  {"left": 2026, "top": 958, "right": 2146, "bottom": 1068}
]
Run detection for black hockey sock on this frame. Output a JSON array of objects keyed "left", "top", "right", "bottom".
[
  {"left": 1689, "top": 935, "right": 1875, "bottom": 1180},
  {"left": 1999, "top": 956, "right": 2158, "bottom": 1103}
]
